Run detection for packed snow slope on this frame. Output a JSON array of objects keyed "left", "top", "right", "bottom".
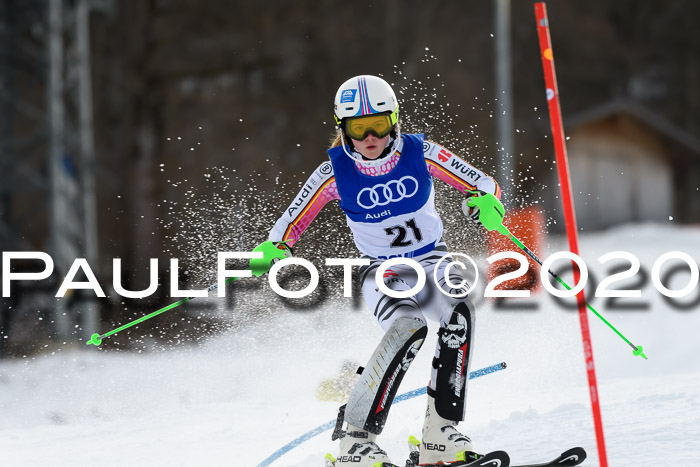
[{"left": 1, "top": 224, "right": 699, "bottom": 466}]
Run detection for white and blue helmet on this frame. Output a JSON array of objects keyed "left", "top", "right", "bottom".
[
  {"left": 334, "top": 75, "right": 399, "bottom": 125},
  {"left": 333, "top": 75, "right": 401, "bottom": 164}
]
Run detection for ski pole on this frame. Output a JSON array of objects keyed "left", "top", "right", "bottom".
[
  {"left": 85, "top": 277, "right": 239, "bottom": 346},
  {"left": 86, "top": 241, "right": 290, "bottom": 346},
  {"left": 468, "top": 192, "right": 647, "bottom": 360}
]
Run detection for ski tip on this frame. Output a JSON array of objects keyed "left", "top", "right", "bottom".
[
  {"left": 477, "top": 450, "right": 510, "bottom": 466},
  {"left": 558, "top": 446, "right": 587, "bottom": 465}
]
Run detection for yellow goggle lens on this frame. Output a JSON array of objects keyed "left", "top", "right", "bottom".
[{"left": 345, "top": 114, "right": 393, "bottom": 140}]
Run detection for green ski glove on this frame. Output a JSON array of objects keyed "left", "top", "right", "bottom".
[
  {"left": 249, "top": 241, "right": 293, "bottom": 277},
  {"left": 465, "top": 191, "right": 510, "bottom": 236},
  {"left": 461, "top": 190, "right": 488, "bottom": 225}
]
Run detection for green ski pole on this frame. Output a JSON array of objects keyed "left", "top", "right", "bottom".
[
  {"left": 86, "top": 241, "right": 290, "bottom": 346},
  {"left": 467, "top": 192, "right": 647, "bottom": 360},
  {"left": 86, "top": 277, "right": 238, "bottom": 346}
]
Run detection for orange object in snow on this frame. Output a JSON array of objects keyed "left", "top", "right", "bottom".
[{"left": 487, "top": 206, "right": 545, "bottom": 293}]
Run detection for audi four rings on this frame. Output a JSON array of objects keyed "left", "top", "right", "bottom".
[{"left": 357, "top": 176, "right": 420, "bottom": 209}]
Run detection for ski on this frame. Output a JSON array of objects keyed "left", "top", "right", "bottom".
[
  {"left": 403, "top": 435, "right": 509, "bottom": 467},
  {"left": 511, "top": 447, "right": 586, "bottom": 467},
  {"left": 405, "top": 450, "right": 510, "bottom": 467},
  {"left": 325, "top": 450, "right": 509, "bottom": 467}
]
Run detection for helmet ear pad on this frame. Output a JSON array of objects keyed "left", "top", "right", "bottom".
[{"left": 345, "top": 133, "right": 357, "bottom": 151}]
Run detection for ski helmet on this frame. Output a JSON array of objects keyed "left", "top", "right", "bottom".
[{"left": 333, "top": 75, "right": 401, "bottom": 164}]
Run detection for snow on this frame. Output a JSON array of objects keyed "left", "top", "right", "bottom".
[{"left": 1, "top": 224, "right": 699, "bottom": 466}]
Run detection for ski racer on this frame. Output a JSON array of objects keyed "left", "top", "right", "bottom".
[{"left": 261, "top": 75, "right": 501, "bottom": 466}]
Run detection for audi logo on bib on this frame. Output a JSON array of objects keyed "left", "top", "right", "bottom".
[{"left": 357, "top": 176, "right": 419, "bottom": 209}]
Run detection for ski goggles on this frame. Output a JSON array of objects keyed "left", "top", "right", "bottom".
[{"left": 344, "top": 114, "right": 395, "bottom": 140}]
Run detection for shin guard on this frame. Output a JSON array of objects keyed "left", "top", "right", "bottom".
[
  {"left": 433, "top": 301, "right": 475, "bottom": 421},
  {"left": 345, "top": 317, "right": 427, "bottom": 434}
]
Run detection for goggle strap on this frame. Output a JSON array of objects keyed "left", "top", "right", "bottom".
[{"left": 389, "top": 108, "right": 399, "bottom": 125}]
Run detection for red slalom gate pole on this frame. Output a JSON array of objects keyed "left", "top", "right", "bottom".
[{"left": 533, "top": 3, "right": 609, "bottom": 466}]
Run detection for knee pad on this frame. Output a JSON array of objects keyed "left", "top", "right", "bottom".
[
  {"left": 432, "top": 300, "right": 475, "bottom": 421},
  {"left": 345, "top": 317, "right": 428, "bottom": 434}
]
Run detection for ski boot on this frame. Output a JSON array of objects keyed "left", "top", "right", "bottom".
[
  {"left": 330, "top": 424, "right": 396, "bottom": 467},
  {"left": 418, "top": 394, "right": 475, "bottom": 464}
]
